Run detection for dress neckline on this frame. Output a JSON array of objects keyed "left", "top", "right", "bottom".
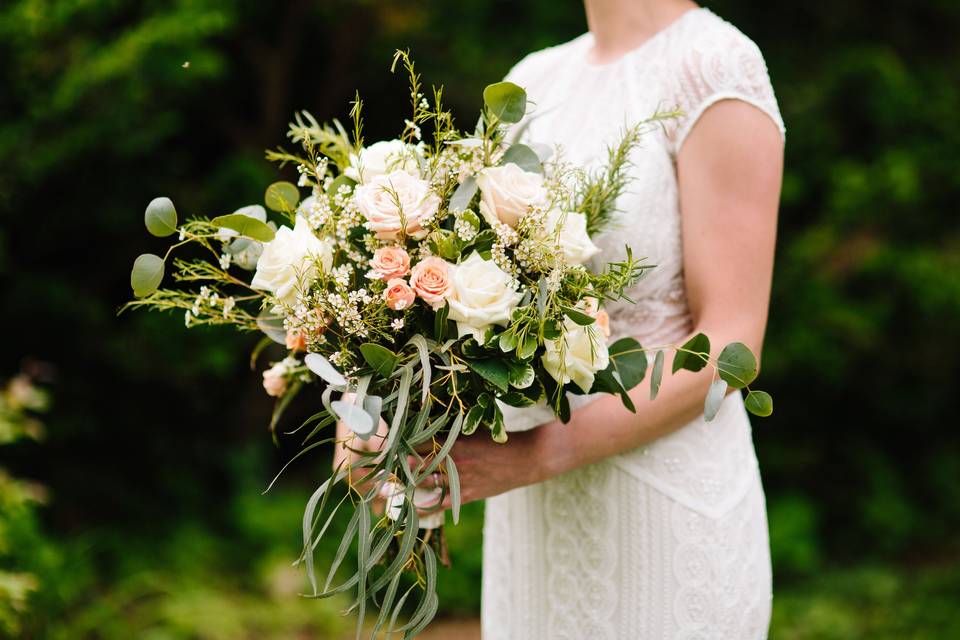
[{"left": 581, "top": 7, "right": 705, "bottom": 70}]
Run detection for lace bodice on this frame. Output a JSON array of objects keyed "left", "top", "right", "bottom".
[{"left": 500, "top": 7, "right": 784, "bottom": 516}]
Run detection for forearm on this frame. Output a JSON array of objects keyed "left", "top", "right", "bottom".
[{"left": 531, "top": 322, "right": 761, "bottom": 482}]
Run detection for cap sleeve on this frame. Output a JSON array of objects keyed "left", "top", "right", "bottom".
[{"left": 668, "top": 28, "right": 785, "bottom": 156}]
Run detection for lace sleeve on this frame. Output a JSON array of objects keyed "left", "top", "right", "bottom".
[{"left": 669, "top": 29, "right": 785, "bottom": 156}]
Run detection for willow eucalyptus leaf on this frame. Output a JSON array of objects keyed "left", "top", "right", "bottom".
[
  {"left": 449, "top": 175, "right": 478, "bottom": 212},
  {"left": 447, "top": 455, "right": 462, "bottom": 525},
  {"left": 144, "top": 196, "right": 178, "bottom": 237},
  {"left": 304, "top": 353, "right": 347, "bottom": 387}
]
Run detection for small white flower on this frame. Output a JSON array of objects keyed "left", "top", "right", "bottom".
[{"left": 391, "top": 318, "right": 405, "bottom": 331}]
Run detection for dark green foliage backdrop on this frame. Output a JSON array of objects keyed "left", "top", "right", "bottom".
[{"left": 1, "top": 1, "right": 958, "bottom": 637}]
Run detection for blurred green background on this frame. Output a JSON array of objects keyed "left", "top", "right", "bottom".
[{"left": 2, "top": 0, "right": 959, "bottom": 638}]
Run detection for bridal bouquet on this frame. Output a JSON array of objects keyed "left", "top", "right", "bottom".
[{"left": 124, "top": 52, "right": 772, "bottom": 636}]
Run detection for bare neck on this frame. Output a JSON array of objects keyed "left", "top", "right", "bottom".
[{"left": 583, "top": 0, "right": 699, "bottom": 64}]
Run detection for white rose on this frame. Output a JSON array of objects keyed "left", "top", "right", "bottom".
[
  {"left": 354, "top": 170, "right": 439, "bottom": 241},
  {"left": 251, "top": 215, "right": 333, "bottom": 306},
  {"left": 447, "top": 252, "right": 522, "bottom": 342},
  {"left": 543, "top": 209, "right": 600, "bottom": 265},
  {"left": 476, "top": 162, "right": 547, "bottom": 228},
  {"left": 345, "top": 139, "right": 421, "bottom": 183},
  {"left": 381, "top": 480, "right": 444, "bottom": 529},
  {"left": 542, "top": 318, "right": 610, "bottom": 393}
]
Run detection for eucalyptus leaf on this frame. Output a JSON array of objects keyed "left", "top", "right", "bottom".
[
  {"left": 703, "top": 378, "right": 728, "bottom": 422},
  {"left": 264, "top": 181, "right": 300, "bottom": 212},
  {"left": 501, "top": 143, "right": 542, "bottom": 174},
  {"left": 650, "top": 350, "right": 665, "bottom": 400},
  {"left": 359, "top": 343, "right": 398, "bottom": 378},
  {"left": 304, "top": 353, "right": 347, "bottom": 387},
  {"left": 330, "top": 400, "right": 374, "bottom": 438},
  {"left": 211, "top": 213, "right": 276, "bottom": 242},
  {"left": 717, "top": 342, "right": 758, "bottom": 389},
  {"left": 256, "top": 311, "right": 287, "bottom": 344},
  {"left": 449, "top": 175, "right": 478, "bottom": 212},
  {"left": 144, "top": 197, "right": 178, "bottom": 237},
  {"left": 325, "top": 174, "right": 356, "bottom": 197},
  {"left": 672, "top": 332, "right": 711, "bottom": 374},
  {"left": 608, "top": 337, "right": 647, "bottom": 390},
  {"left": 434, "top": 301, "right": 450, "bottom": 342},
  {"left": 362, "top": 394, "right": 383, "bottom": 430},
  {"left": 483, "top": 81, "right": 527, "bottom": 124},
  {"left": 447, "top": 456, "right": 462, "bottom": 524},
  {"left": 130, "top": 253, "right": 164, "bottom": 297},
  {"left": 745, "top": 390, "right": 774, "bottom": 417}
]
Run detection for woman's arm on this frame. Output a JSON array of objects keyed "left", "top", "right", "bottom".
[{"left": 437, "top": 100, "right": 784, "bottom": 505}]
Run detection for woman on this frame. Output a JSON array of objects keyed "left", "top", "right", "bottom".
[{"left": 447, "top": 0, "right": 784, "bottom": 637}]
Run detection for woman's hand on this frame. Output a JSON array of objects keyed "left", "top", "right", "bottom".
[{"left": 419, "top": 426, "right": 559, "bottom": 508}]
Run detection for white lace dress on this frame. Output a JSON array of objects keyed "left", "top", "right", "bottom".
[{"left": 481, "top": 9, "right": 785, "bottom": 640}]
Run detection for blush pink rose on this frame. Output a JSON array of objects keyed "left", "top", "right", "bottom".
[
  {"left": 262, "top": 363, "right": 288, "bottom": 397},
  {"left": 369, "top": 246, "right": 411, "bottom": 281},
  {"left": 384, "top": 278, "right": 416, "bottom": 311},
  {"left": 285, "top": 329, "right": 307, "bottom": 352},
  {"left": 409, "top": 257, "right": 452, "bottom": 308}
]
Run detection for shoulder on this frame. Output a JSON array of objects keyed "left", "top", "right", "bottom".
[
  {"left": 502, "top": 33, "right": 590, "bottom": 87},
  {"left": 663, "top": 9, "right": 785, "bottom": 152}
]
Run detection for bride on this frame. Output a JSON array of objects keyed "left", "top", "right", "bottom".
[{"left": 442, "top": 0, "right": 784, "bottom": 637}]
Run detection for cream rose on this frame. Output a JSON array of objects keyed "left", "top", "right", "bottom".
[
  {"left": 354, "top": 170, "right": 439, "bottom": 241},
  {"left": 409, "top": 256, "right": 452, "bottom": 308},
  {"left": 476, "top": 162, "right": 547, "bottom": 228},
  {"left": 381, "top": 480, "right": 444, "bottom": 529},
  {"left": 345, "top": 139, "right": 421, "bottom": 183},
  {"left": 542, "top": 318, "right": 610, "bottom": 393},
  {"left": 543, "top": 209, "right": 600, "bottom": 265},
  {"left": 369, "top": 246, "right": 411, "bottom": 281},
  {"left": 383, "top": 278, "right": 416, "bottom": 311},
  {"left": 251, "top": 215, "right": 333, "bottom": 306},
  {"left": 446, "top": 252, "right": 522, "bottom": 341}
]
